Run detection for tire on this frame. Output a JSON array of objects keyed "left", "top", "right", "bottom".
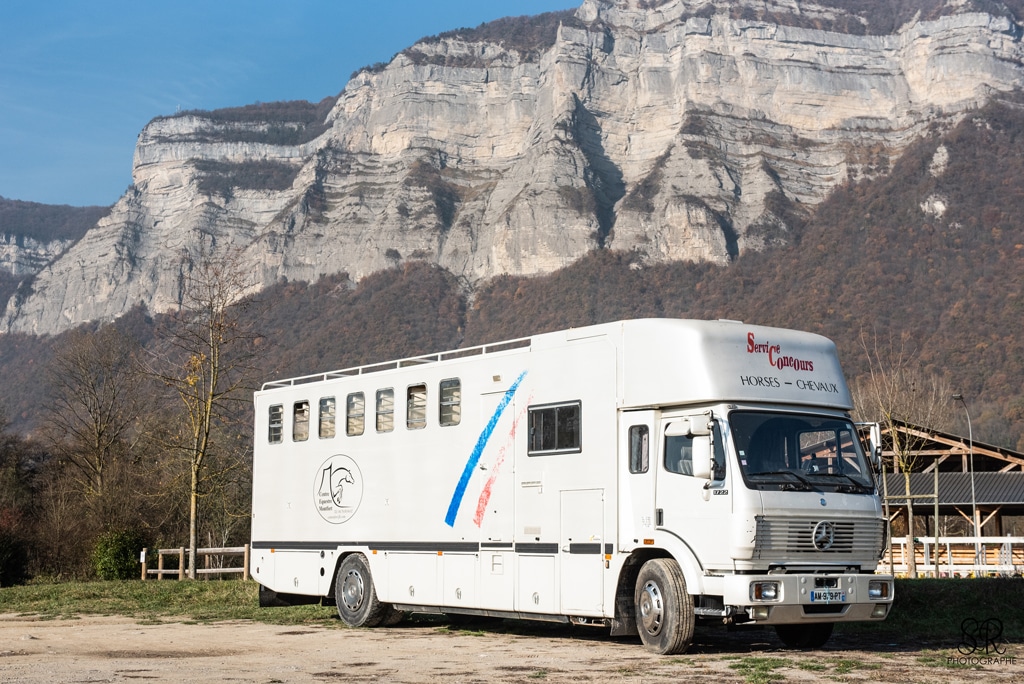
[
  {"left": 335, "top": 553, "right": 389, "bottom": 627},
  {"left": 775, "top": 622, "right": 834, "bottom": 649},
  {"left": 634, "top": 558, "right": 695, "bottom": 655}
]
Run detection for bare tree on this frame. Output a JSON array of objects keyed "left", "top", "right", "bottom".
[
  {"left": 147, "top": 241, "right": 261, "bottom": 579},
  {"left": 42, "top": 326, "right": 147, "bottom": 531},
  {"left": 852, "top": 332, "right": 955, "bottom": 577}
]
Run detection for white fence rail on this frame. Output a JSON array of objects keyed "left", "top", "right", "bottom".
[{"left": 879, "top": 536, "right": 1024, "bottom": 577}]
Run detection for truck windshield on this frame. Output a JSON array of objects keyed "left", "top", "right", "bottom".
[{"left": 729, "top": 411, "right": 875, "bottom": 493}]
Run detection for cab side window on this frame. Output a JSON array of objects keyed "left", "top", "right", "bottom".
[
  {"left": 664, "top": 422, "right": 726, "bottom": 480},
  {"left": 664, "top": 435, "right": 693, "bottom": 475}
]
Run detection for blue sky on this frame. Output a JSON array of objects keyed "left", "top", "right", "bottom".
[{"left": 0, "top": 0, "right": 579, "bottom": 208}]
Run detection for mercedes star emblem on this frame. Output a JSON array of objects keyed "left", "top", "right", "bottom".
[{"left": 812, "top": 520, "right": 836, "bottom": 551}]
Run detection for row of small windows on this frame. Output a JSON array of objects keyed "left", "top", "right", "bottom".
[
  {"left": 268, "top": 379, "right": 462, "bottom": 444},
  {"left": 267, "top": 385, "right": 585, "bottom": 459}
]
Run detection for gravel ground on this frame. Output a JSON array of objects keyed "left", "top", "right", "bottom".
[{"left": 0, "top": 614, "right": 1020, "bottom": 683}]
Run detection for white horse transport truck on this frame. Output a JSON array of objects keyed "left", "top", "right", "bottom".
[{"left": 250, "top": 318, "right": 893, "bottom": 654}]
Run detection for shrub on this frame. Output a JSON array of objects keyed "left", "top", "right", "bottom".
[
  {"left": 0, "top": 527, "right": 28, "bottom": 586},
  {"left": 92, "top": 529, "right": 149, "bottom": 581}
]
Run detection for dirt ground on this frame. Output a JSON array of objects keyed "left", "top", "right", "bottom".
[{"left": 0, "top": 613, "right": 1020, "bottom": 683}]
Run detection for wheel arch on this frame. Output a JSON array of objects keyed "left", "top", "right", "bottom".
[
  {"left": 327, "top": 548, "right": 370, "bottom": 600},
  {"left": 609, "top": 546, "right": 703, "bottom": 637}
]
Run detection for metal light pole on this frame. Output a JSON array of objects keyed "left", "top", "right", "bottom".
[{"left": 952, "top": 394, "right": 979, "bottom": 568}]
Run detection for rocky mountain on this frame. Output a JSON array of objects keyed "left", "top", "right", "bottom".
[
  {"left": 4, "top": 0, "right": 1024, "bottom": 335},
  {"left": 0, "top": 198, "right": 109, "bottom": 315}
]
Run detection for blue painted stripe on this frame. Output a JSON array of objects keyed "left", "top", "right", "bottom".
[{"left": 444, "top": 370, "right": 527, "bottom": 527}]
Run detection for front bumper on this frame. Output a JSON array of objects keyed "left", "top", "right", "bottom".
[{"left": 722, "top": 572, "right": 894, "bottom": 625}]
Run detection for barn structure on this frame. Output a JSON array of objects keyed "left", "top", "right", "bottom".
[{"left": 870, "top": 421, "right": 1024, "bottom": 576}]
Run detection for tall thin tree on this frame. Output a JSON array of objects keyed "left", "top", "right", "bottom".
[{"left": 147, "top": 241, "right": 261, "bottom": 579}]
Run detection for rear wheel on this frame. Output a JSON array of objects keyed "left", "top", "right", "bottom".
[
  {"left": 634, "top": 558, "right": 695, "bottom": 655},
  {"left": 775, "top": 623, "right": 834, "bottom": 649},
  {"left": 335, "top": 553, "right": 389, "bottom": 627}
]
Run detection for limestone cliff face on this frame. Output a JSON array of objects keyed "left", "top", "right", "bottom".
[
  {"left": 5, "top": 0, "right": 1024, "bottom": 334},
  {"left": 0, "top": 235, "right": 72, "bottom": 279}
]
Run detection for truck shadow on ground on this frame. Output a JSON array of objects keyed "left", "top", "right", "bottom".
[{"left": 386, "top": 614, "right": 950, "bottom": 656}]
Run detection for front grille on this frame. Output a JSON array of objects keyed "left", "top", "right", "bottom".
[{"left": 753, "top": 516, "right": 884, "bottom": 561}]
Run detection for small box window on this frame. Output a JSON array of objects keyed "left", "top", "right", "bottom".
[
  {"left": 376, "top": 388, "right": 394, "bottom": 433},
  {"left": 268, "top": 404, "right": 283, "bottom": 444},
  {"left": 407, "top": 384, "right": 427, "bottom": 429},
  {"left": 346, "top": 392, "right": 365, "bottom": 436},
  {"left": 293, "top": 401, "right": 310, "bottom": 442},
  {"left": 439, "top": 378, "right": 461, "bottom": 426},
  {"left": 319, "top": 397, "right": 336, "bottom": 439}
]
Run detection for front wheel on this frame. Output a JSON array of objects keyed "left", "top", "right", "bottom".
[
  {"left": 634, "top": 558, "right": 695, "bottom": 655},
  {"left": 775, "top": 623, "right": 834, "bottom": 649},
  {"left": 335, "top": 553, "right": 389, "bottom": 627}
]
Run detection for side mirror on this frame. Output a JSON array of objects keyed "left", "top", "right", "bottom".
[
  {"left": 869, "top": 423, "right": 883, "bottom": 470},
  {"left": 691, "top": 435, "right": 713, "bottom": 480},
  {"left": 665, "top": 417, "right": 712, "bottom": 438}
]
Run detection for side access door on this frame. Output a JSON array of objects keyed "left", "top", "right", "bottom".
[{"left": 559, "top": 488, "right": 604, "bottom": 615}]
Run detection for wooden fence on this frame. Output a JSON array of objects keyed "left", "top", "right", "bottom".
[
  {"left": 879, "top": 536, "right": 1024, "bottom": 577},
  {"left": 140, "top": 544, "right": 250, "bottom": 580}
]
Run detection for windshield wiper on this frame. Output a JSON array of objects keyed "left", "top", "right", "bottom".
[
  {"left": 748, "top": 469, "right": 815, "bottom": 491},
  {"left": 813, "top": 471, "right": 873, "bottom": 493}
]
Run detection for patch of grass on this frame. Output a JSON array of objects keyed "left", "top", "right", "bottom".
[
  {"left": 663, "top": 657, "right": 694, "bottom": 666},
  {"left": 916, "top": 651, "right": 981, "bottom": 670},
  {"left": 455, "top": 628, "right": 487, "bottom": 637},
  {"left": 0, "top": 580, "right": 338, "bottom": 627},
  {"left": 837, "top": 577, "right": 1024, "bottom": 642},
  {"left": 614, "top": 667, "right": 644, "bottom": 676},
  {"left": 833, "top": 659, "right": 855, "bottom": 674},
  {"left": 728, "top": 656, "right": 791, "bottom": 684}
]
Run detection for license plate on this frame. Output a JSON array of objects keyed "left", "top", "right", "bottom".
[{"left": 810, "top": 589, "right": 846, "bottom": 603}]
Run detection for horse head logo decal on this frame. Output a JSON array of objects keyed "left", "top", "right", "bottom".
[{"left": 315, "top": 455, "right": 363, "bottom": 524}]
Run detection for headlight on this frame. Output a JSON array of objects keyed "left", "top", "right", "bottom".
[
  {"left": 868, "top": 580, "right": 891, "bottom": 599},
  {"left": 751, "top": 581, "right": 780, "bottom": 601}
]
